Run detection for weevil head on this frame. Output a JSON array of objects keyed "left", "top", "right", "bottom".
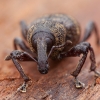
[
  {"left": 31, "top": 31, "right": 55, "bottom": 52},
  {"left": 31, "top": 31, "right": 55, "bottom": 74}
]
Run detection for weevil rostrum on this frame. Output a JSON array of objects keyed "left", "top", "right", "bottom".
[{"left": 5, "top": 14, "right": 100, "bottom": 92}]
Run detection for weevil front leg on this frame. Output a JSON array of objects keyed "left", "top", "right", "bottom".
[
  {"left": 5, "top": 50, "right": 37, "bottom": 92},
  {"left": 61, "top": 42, "right": 100, "bottom": 88}
]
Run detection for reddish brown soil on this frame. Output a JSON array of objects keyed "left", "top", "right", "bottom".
[{"left": 0, "top": 0, "right": 100, "bottom": 100}]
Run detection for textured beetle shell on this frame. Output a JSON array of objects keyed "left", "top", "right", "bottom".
[{"left": 27, "top": 14, "right": 81, "bottom": 59}]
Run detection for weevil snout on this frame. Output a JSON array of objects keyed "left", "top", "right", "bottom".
[
  {"left": 38, "top": 61, "right": 49, "bottom": 74},
  {"left": 38, "top": 68, "right": 48, "bottom": 74}
]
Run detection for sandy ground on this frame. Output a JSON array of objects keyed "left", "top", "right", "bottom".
[{"left": 0, "top": 0, "right": 100, "bottom": 100}]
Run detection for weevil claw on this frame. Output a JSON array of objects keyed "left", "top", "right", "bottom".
[
  {"left": 75, "top": 78, "right": 85, "bottom": 89},
  {"left": 17, "top": 82, "right": 28, "bottom": 93}
]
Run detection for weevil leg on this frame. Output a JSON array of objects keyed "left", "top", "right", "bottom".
[
  {"left": 81, "top": 21, "right": 100, "bottom": 45},
  {"left": 13, "top": 37, "right": 35, "bottom": 56},
  {"left": 20, "top": 21, "right": 28, "bottom": 40},
  {"left": 60, "top": 42, "right": 100, "bottom": 88},
  {"left": 71, "top": 53, "right": 87, "bottom": 88},
  {"left": 5, "top": 50, "right": 37, "bottom": 92}
]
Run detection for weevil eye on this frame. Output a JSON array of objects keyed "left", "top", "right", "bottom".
[
  {"left": 45, "top": 38, "right": 53, "bottom": 51},
  {"left": 32, "top": 39, "right": 37, "bottom": 50}
]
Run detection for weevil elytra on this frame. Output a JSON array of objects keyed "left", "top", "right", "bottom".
[{"left": 5, "top": 14, "right": 100, "bottom": 92}]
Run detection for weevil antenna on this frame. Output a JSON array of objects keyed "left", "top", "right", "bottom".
[{"left": 47, "top": 40, "right": 72, "bottom": 60}]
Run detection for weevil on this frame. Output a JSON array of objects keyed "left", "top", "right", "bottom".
[{"left": 5, "top": 14, "right": 100, "bottom": 92}]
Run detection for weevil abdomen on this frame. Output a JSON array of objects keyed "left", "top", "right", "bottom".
[{"left": 27, "top": 14, "right": 81, "bottom": 59}]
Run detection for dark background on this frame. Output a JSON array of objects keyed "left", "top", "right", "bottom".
[{"left": 0, "top": 0, "right": 100, "bottom": 100}]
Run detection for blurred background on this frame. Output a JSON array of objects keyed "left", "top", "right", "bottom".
[
  {"left": 0, "top": 0, "right": 100, "bottom": 56},
  {"left": 0, "top": 0, "right": 100, "bottom": 99}
]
